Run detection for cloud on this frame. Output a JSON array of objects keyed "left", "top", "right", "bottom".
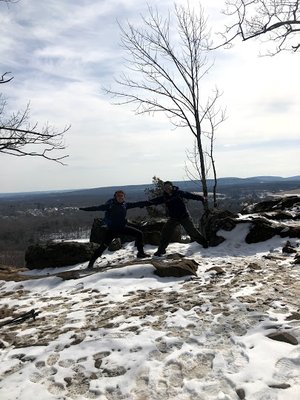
[{"left": 0, "top": 0, "right": 299, "bottom": 192}]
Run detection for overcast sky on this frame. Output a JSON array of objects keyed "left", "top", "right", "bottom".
[{"left": 0, "top": 0, "right": 299, "bottom": 193}]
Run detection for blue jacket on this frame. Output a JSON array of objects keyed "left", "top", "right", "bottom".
[
  {"left": 80, "top": 198, "right": 150, "bottom": 230},
  {"left": 150, "top": 186, "right": 204, "bottom": 219}
]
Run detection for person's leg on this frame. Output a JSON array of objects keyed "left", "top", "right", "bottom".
[
  {"left": 125, "top": 221, "right": 140, "bottom": 248},
  {"left": 122, "top": 225, "right": 149, "bottom": 257},
  {"left": 181, "top": 217, "right": 208, "bottom": 248},
  {"left": 87, "top": 230, "right": 114, "bottom": 268},
  {"left": 155, "top": 218, "right": 179, "bottom": 256}
]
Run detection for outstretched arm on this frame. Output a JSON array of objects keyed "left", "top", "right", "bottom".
[
  {"left": 146, "top": 196, "right": 165, "bottom": 206},
  {"left": 180, "top": 191, "right": 204, "bottom": 202},
  {"left": 126, "top": 200, "right": 153, "bottom": 209},
  {"left": 79, "top": 204, "right": 108, "bottom": 212}
]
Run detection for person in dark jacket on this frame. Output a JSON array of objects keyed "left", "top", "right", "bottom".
[
  {"left": 79, "top": 190, "right": 150, "bottom": 268},
  {"left": 149, "top": 181, "right": 208, "bottom": 256}
]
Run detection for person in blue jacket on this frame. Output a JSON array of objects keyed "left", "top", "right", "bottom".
[
  {"left": 79, "top": 190, "right": 150, "bottom": 268},
  {"left": 149, "top": 181, "right": 208, "bottom": 256}
]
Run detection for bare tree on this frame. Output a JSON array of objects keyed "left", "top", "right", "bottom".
[
  {"left": 105, "top": 4, "right": 225, "bottom": 211},
  {"left": 220, "top": 0, "right": 300, "bottom": 54},
  {"left": 185, "top": 92, "right": 225, "bottom": 208}
]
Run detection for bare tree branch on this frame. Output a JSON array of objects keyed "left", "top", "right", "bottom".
[
  {"left": 0, "top": 72, "right": 13, "bottom": 84},
  {"left": 217, "top": 0, "right": 300, "bottom": 55},
  {"left": 0, "top": 98, "right": 70, "bottom": 164}
]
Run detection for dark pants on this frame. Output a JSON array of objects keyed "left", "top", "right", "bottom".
[
  {"left": 88, "top": 225, "right": 144, "bottom": 267},
  {"left": 157, "top": 216, "right": 207, "bottom": 254}
]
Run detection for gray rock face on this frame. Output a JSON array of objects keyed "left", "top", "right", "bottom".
[{"left": 25, "top": 242, "right": 99, "bottom": 269}]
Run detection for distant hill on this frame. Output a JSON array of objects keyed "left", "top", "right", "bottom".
[{"left": 0, "top": 176, "right": 300, "bottom": 202}]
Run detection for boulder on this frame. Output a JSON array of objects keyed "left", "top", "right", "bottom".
[
  {"left": 262, "top": 211, "right": 297, "bottom": 221},
  {"left": 236, "top": 388, "right": 246, "bottom": 400},
  {"left": 293, "top": 254, "right": 300, "bottom": 264},
  {"left": 89, "top": 218, "right": 181, "bottom": 246},
  {"left": 89, "top": 218, "right": 106, "bottom": 244},
  {"left": 245, "top": 217, "right": 281, "bottom": 244},
  {"left": 282, "top": 241, "right": 297, "bottom": 254},
  {"left": 25, "top": 241, "right": 99, "bottom": 269},
  {"left": 151, "top": 255, "right": 198, "bottom": 277},
  {"left": 285, "top": 312, "right": 300, "bottom": 321},
  {"left": 200, "top": 209, "right": 238, "bottom": 246},
  {"left": 89, "top": 220, "right": 123, "bottom": 250},
  {"left": 280, "top": 226, "right": 300, "bottom": 239},
  {"left": 139, "top": 218, "right": 181, "bottom": 245},
  {"left": 245, "top": 217, "right": 300, "bottom": 244},
  {"left": 267, "top": 331, "right": 298, "bottom": 345}
]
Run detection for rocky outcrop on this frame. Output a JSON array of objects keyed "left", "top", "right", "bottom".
[
  {"left": 242, "top": 195, "right": 300, "bottom": 214},
  {"left": 200, "top": 209, "right": 238, "bottom": 246},
  {"left": 231, "top": 195, "right": 300, "bottom": 244},
  {"left": 244, "top": 216, "right": 300, "bottom": 244},
  {"left": 196, "top": 195, "right": 300, "bottom": 246},
  {"left": 25, "top": 242, "right": 99, "bottom": 269}
]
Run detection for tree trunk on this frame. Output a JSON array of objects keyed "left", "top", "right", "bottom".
[{"left": 196, "top": 115, "right": 209, "bottom": 212}]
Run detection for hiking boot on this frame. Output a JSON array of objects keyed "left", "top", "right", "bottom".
[
  {"left": 87, "top": 262, "right": 94, "bottom": 269},
  {"left": 137, "top": 251, "right": 150, "bottom": 259},
  {"left": 153, "top": 250, "right": 166, "bottom": 257},
  {"left": 87, "top": 258, "right": 97, "bottom": 269},
  {"left": 197, "top": 239, "right": 208, "bottom": 249},
  {"left": 202, "top": 240, "right": 209, "bottom": 249}
]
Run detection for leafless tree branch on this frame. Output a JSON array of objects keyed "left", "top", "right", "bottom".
[
  {"left": 0, "top": 96, "right": 70, "bottom": 164},
  {"left": 216, "top": 0, "right": 300, "bottom": 55},
  {"left": 0, "top": 72, "right": 14, "bottom": 84}
]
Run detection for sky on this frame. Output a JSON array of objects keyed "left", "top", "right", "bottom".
[
  {"left": 0, "top": 227, "right": 299, "bottom": 399},
  {"left": 0, "top": 0, "right": 299, "bottom": 193}
]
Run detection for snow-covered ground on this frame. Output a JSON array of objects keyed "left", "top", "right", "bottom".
[{"left": 0, "top": 224, "right": 299, "bottom": 400}]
